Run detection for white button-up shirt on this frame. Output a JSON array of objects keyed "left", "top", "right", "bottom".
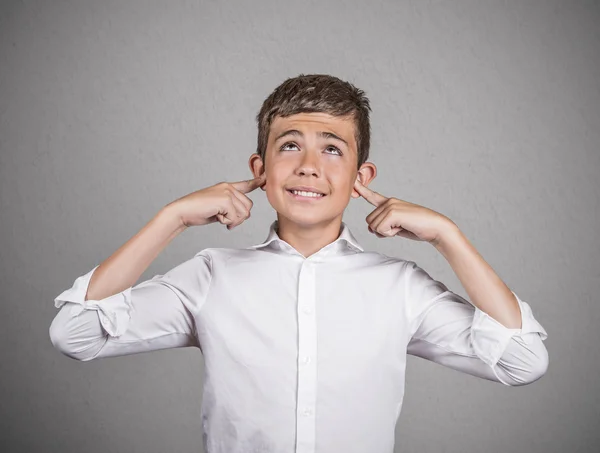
[{"left": 50, "top": 220, "right": 549, "bottom": 453}]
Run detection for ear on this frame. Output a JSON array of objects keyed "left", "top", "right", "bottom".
[
  {"left": 248, "top": 153, "right": 266, "bottom": 191},
  {"left": 351, "top": 162, "right": 377, "bottom": 199}
]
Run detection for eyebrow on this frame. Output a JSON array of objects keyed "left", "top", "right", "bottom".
[{"left": 274, "top": 129, "right": 349, "bottom": 148}]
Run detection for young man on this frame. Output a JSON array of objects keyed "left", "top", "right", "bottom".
[{"left": 50, "top": 74, "right": 549, "bottom": 453}]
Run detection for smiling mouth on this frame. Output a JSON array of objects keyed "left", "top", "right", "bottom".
[{"left": 286, "top": 189, "right": 327, "bottom": 201}]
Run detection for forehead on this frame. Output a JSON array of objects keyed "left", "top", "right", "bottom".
[{"left": 269, "top": 112, "right": 356, "bottom": 138}]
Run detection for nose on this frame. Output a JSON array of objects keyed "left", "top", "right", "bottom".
[{"left": 295, "top": 151, "right": 319, "bottom": 177}]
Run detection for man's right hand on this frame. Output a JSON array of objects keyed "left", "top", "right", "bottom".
[{"left": 167, "top": 173, "right": 267, "bottom": 230}]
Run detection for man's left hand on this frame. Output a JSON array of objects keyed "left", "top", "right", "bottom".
[{"left": 354, "top": 178, "right": 455, "bottom": 245}]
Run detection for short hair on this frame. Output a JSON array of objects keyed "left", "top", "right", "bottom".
[{"left": 255, "top": 74, "right": 372, "bottom": 169}]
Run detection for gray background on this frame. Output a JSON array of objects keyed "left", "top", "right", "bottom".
[{"left": 1, "top": 0, "right": 598, "bottom": 452}]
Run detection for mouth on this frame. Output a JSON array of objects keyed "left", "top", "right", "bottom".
[{"left": 286, "top": 189, "right": 327, "bottom": 201}]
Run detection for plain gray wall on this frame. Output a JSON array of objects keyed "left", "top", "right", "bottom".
[{"left": 1, "top": 0, "right": 598, "bottom": 452}]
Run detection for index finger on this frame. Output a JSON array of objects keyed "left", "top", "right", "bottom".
[
  {"left": 354, "top": 178, "right": 387, "bottom": 206},
  {"left": 231, "top": 172, "right": 266, "bottom": 193}
]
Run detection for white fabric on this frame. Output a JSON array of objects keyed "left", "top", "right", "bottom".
[{"left": 50, "top": 220, "right": 549, "bottom": 453}]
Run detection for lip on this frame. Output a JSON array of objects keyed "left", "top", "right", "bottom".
[
  {"left": 286, "top": 186, "right": 327, "bottom": 195},
  {"left": 286, "top": 189, "right": 327, "bottom": 201}
]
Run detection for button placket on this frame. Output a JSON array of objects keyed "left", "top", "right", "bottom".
[{"left": 295, "top": 261, "right": 317, "bottom": 453}]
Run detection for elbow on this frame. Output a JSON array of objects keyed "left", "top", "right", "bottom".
[
  {"left": 49, "top": 318, "right": 73, "bottom": 359},
  {"left": 494, "top": 334, "right": 549, "bottom": 386},
  {"left": 48, "top": 306, "right": 105, "bottom": 361},
  {"left": 509, "top": 341, "right": 549, "bottom": 386},
  {"left": 524, "top": 345, "right": 549, "bottom": 385},
  {"left": 49, "top": 315, "right": 84, "bottom": 361}
]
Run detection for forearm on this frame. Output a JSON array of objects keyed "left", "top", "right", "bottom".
[
  {"left": 85, "top": 204, "right": 187, "bottom": 301},
  {"left": 433, "top": 223, "right": 522, "bottom": 329}
]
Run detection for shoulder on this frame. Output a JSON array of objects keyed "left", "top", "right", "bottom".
[
  {"left": 363, "top": 250, "right": 414, "bottom": 270},
  {"left": 350, "top": 251, "right": 419, "bottom": 282},
  {"left": 193, "top": 246, "right": 260, "bottom": 267}
]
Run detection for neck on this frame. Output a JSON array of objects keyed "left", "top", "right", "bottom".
[{"left": 275, "top": 213, "right": 343, "bottom": 258}]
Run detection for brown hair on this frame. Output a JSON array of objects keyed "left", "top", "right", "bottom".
[{"left": 255, "top": 74, "right": 372, "bottom": 169}]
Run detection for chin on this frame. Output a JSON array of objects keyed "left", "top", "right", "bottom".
[
  {"left": 277, "top": 209, "right": 340, "bottom": 228},
  {"left": 267, "top": 191, "right": 344, "bottom": 224}
]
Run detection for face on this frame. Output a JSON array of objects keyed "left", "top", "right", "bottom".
[{"left": 249, "top": 112, "right": 377, "bottom": 227}]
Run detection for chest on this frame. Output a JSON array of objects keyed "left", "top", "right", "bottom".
[{"left": 196, "top": 259, "right": 408, "bottom": 369}]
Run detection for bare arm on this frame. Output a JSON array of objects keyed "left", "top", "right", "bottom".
[{"left": 85, "top": 204, "right": 187, "bottom": 301}]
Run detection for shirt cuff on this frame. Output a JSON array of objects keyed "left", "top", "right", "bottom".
[
  {"left": 54, "top": 265, "right": 133, "bottom": 337},
  {"left": 470, "top": 291, "right": 548, "bottom": 367}
]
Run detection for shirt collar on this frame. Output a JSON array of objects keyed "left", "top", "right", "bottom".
[{"left": 248, "top": 219, "right": 364, "bottom": 257}]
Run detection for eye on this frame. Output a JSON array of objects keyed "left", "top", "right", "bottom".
[
  {"left": 280, "top": 142, "right": 299, "bottom": 151},
  {"left": 279, "top": 142, "right": 342, "bottom": 156},
  {"left": 325, "top": 145, "right": 342, "bottom": 156}
]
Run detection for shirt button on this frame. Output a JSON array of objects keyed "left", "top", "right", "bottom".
[
  {"left": 303, "top": 408, "right": 313, "bottom": 416},
  {"left": 302, "top": 306, "right": 312, "bottom": 314},
  {"left": 300, "top": 356, "right": 311, "bottom": 365}
]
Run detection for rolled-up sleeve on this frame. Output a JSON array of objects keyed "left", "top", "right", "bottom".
[
  {"left": 49, "top": 250, "right": 213, "bottom": 361},
  {"left": 404, "top": 261, "right": 549, "bottom": 386}
]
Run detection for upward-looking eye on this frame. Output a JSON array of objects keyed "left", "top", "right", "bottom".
[{"left": 279, "top": 142, "right": 342, "bottom": 156}]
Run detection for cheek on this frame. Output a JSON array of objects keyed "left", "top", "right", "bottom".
[
  {"left": 264, "top": 164, "right": 285, "bottom": 193},
  {"left": 264, "top": 178, "right": 283, "bottom": 207},
  {"left": 330, "top": 172, "right": 353, "bottom": 193}
]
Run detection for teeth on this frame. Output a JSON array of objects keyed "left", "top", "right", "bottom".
[{"left": 291, "top": 190, "right": 323, "bottom": 198}]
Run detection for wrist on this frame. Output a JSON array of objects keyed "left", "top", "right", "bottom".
[
  {"left": 431, "top": 219, "right": 461, "bottom": 251},
  {"left": 159, "top": 203, "right": 188, "bottom": 233}
]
